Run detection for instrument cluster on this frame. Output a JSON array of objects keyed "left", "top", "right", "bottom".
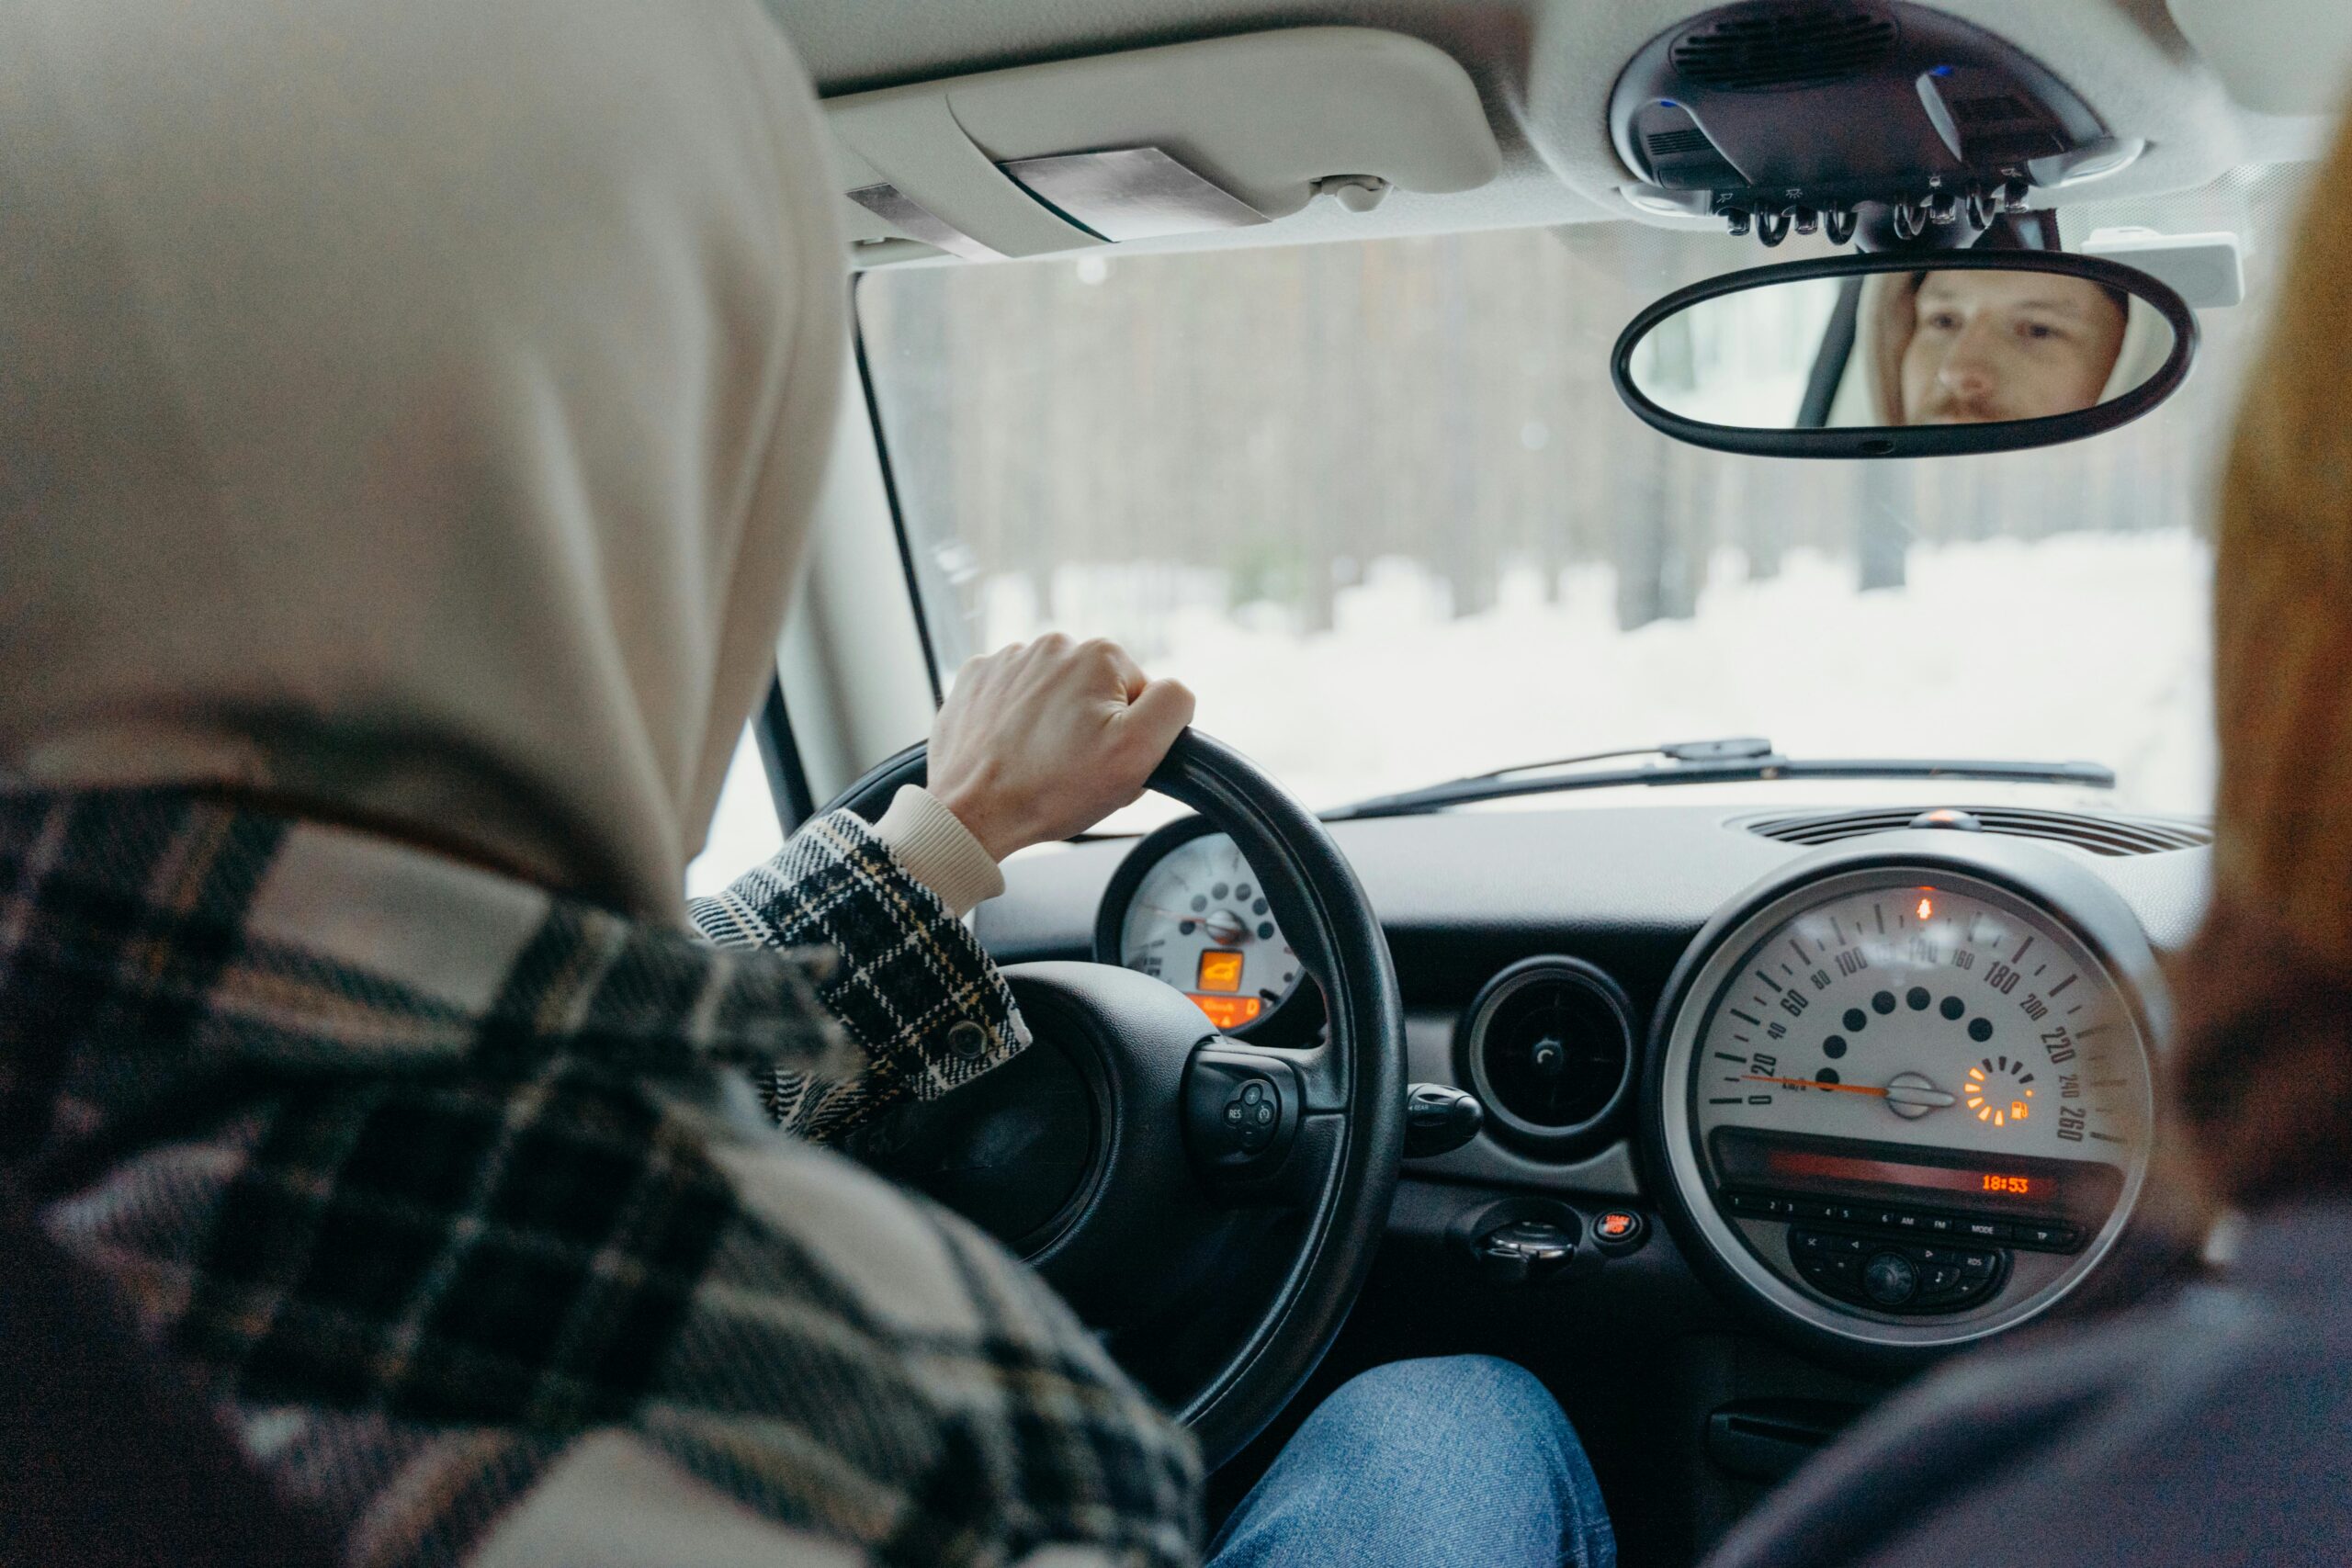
[
  {"left": 1647, "top": 838, "right": 2164, "bottom": 1352},
  {"left": 1093, "top": 817, "right": 1311, "bottom": 1039}
]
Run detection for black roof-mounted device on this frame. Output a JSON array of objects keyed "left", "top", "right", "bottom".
[{"left": 1608, "top": 0, "right": 2139, "bottom": 251}]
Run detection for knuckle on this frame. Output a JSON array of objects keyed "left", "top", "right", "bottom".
[{"left": 1114, "top": 720, "right": 1166, "bottom": 761}]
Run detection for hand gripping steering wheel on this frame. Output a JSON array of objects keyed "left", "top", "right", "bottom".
[{"left": 820, "top": 728, "right": 1404, "bottom": 1470}]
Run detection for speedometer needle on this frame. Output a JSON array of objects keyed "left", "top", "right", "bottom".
[{"left": 1741, "top": 1074, "right": 1957, "bottom": 1108}]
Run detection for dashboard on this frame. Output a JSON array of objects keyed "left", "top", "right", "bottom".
[{"left": 978, "top": 796, "right": 2207, "bottom": 1362}]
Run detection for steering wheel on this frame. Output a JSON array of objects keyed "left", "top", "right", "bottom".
[{"left": 820, "top": 728, "right": 1404, "bottom": 1470}]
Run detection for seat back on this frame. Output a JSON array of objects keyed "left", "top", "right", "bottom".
[{"left": 0, "top": 1192, "right": 334, "bottom": 1568}]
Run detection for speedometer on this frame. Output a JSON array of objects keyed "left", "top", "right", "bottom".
[
  {"left": 1650, "top": 838, "right": 2165, "bottom": 1353},
  {"left": 1094, "top": 817, "right": 1305, "bottom": 1035}
]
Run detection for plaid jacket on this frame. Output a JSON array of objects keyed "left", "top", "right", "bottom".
[{"left": 0, "top": 788, "right": 1200, "bottom": 1567}]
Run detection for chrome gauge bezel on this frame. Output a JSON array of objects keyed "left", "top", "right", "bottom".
[
  {"left": 1646, "top": 832, "right": 2168, "bottom": 1358},
  {"left": 1093, "top": 813, "right": 1316, "bottom": 1041}
]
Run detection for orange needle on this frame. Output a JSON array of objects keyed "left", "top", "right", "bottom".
[{"left": 1742, "top": 1074, "right": 1890, "bottom": 1097}]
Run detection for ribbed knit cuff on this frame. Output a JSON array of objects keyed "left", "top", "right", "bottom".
[{"left": 870, "top": 784, "right": 1005, "bottom": 918}]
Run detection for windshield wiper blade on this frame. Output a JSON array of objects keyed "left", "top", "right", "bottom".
[{"left": 1321, "top": 738, "right": 2116, "bottom": 822}]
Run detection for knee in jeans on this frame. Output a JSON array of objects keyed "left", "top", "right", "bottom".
[{"left": 1317, "top": 1355, "right": 1572, "bottom": 1470}]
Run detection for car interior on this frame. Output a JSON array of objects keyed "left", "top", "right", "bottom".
[
  {"left": 714, "top": 2, "right": 2347, "bottom": 1561},
  {"left": 11, "top": 1, "right": 2346, "bottom": 1563}
]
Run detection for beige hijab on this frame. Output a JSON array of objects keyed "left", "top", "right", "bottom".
[{"left": 0, "top": 0, "right": 845, "bottom": 921}]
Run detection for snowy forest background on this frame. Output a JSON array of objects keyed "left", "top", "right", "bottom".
[{"left": 685, "top": 168, "right": 2305, "bottom": 893}]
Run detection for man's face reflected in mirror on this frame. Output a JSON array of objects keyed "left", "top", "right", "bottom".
[{"left": 1897, "top": 269, "right": 2130, "bottom": 424}]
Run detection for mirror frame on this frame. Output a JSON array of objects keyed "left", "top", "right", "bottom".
[{"left": 1610, "top": 250, "right": 2199, "bottom": 459}]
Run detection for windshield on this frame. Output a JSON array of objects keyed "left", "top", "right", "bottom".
[{"left": 858, "top": 167, "right": 2309, "bottom": 827}]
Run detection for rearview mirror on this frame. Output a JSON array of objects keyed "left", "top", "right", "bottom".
[{"left": 1611, "top": 251, "right": 2196, "bottom": 458}]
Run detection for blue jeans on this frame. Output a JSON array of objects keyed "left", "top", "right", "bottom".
[{"left": 1207, "top": 1355, "right": 1616, "bottom": 1568}]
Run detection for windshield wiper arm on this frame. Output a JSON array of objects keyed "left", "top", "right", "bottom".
[{"left": 1321, "top": 738, "right": 2116, "bottom": 822}]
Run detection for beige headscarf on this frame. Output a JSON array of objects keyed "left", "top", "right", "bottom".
[{"left": 0, "top": 0, "right": 845, "bottom": 921}]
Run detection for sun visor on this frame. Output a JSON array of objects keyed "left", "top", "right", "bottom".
[{"left": 826, "top": 28, "right": 1504, "bottom": 264}]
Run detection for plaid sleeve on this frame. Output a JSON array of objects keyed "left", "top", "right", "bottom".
[{"left": 687, "top": 810, "right": 1027, "bottom": 1141}]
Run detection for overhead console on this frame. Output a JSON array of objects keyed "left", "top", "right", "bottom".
[
  {"left": 824, "top": 28, "right": 1506, "bottom": 265},
  {"left": 1608, "top": 0, "right": 2141, "bottom": 250}
]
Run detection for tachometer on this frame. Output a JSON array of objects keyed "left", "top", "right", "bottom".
[
  {"left": 1651, "top": 839, "right": 2164, "bottom": 1353},
  {"left": 1094, "top": 817, "right": 1304, "bottom": 1034}
]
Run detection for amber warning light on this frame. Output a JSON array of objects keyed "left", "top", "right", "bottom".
[
  {"left": 1917, "top": 896, "right": 1934, "bottom": 920},
  {"left": 1195, "top": 949, "right": 1245, "bottom": 994}
]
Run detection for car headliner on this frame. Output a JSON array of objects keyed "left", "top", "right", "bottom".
[{"left": 765, "top": 0, "right": 2338, "bottom": 265}]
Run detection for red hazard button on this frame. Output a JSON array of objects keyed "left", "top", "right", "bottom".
[{"left": 1592, "top": 1210, "right": 1645, "bottom": 1252}]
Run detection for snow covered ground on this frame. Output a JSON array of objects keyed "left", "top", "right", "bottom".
[{"left": 688, "top": 527, "right": 2214, "bottom": 897}]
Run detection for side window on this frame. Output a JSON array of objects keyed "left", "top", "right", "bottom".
[{"left": 685, "top": 723, "right": 783, "bottom": 899}]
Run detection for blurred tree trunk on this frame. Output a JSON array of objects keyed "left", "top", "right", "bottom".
[
  {"left": 1857, "top": 461, "right": 1909, "bottom": 591},
  {"left": 1613, "top": 461, "right": 1690, "bottom": 628}
]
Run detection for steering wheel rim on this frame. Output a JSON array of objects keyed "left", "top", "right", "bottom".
[{"left": 821, "top": 728, "right": 1405, "bottom": 1470}]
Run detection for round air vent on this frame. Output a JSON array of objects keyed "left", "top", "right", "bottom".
[
  {"left": 1668, "top": 3, "right": 1899, "bottom": 92},
  {"left": 1459, "top": 957, "right": 1636, "bottom": 1149}
]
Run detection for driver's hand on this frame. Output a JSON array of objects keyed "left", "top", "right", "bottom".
[{"left": 928, "top": 635, "right": 1195, "bottom": 862}]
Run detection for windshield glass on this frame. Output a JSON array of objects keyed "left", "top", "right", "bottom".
[{"left": 859, "top": 167, "right": 2309, "bottom": 827}]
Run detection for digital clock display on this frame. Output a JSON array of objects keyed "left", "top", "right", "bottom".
[
  {"left": 1758, "top": 1145, "right": 2041, "bottom": 1200},
  {"left": 1707, "top": 1127, "right": 2119, "bottom": 1216}
]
